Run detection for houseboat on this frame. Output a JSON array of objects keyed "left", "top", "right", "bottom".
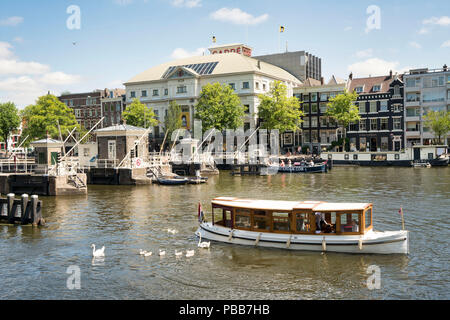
[
  {"left": 278, "top": 161, "right": 328, "bottom": 173},
  {"left": 195, "top": 197, "right": 409, "bottom": 255}
]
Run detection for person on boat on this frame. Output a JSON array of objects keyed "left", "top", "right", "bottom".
[
  {"left": 288, "top": 160, "right": 292, "bottom": 167},
  {"left": 315, "top": 212, "right": 323, "bottom": 233},
  {"left": 309, "top": 160, "right": 315, "bottom": 167},
  {"left": 280, "top": 160, "right": 285, "bottom": 167},
  {"left": 352, "top": 220, "right": 359, "bottom": 232}
]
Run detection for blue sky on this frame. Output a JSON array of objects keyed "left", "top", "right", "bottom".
[{"left": 0, "top": 0, "right": 449, "bottom": 107}]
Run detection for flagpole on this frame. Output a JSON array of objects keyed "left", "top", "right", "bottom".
[{"left": 401, "top": 208, "right": 405, "bottom": 230}]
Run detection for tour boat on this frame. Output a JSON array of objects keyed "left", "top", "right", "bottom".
[
  {"left": 278, "top": 162, "right": 328, "bottom": 173},
  {"left": 195, "top": 197, "right": 409, "bottom": 255}
]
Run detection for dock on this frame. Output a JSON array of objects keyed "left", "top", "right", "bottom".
[{"left": 0, "top": 193, "right": 44, "bottom": 226}]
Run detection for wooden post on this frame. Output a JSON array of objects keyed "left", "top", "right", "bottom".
[
  {"left": 20, "top": 194, "right": 29, "bottom": 224},
  {"left": 31, "top": 195, "right": 40, "bottom": 226},
  {"left": 7, "top": 193, "right": 15, "bottom": 224}
]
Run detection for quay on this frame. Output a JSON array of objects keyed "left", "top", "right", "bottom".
[{"left": 0, "top": 193, "right": 44, "bottom": 226}]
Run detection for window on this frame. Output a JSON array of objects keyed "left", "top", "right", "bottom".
[
  {"left": 358, "top": 102, "right": 366, "bottom": 114},
  {"left": 406, "top": 93, "right": 420, "bottom": 102},
  {"left": 406, "top": 78, "right": 420, "bottom": 87},
  {"left": 303, "top": 131, "right": 311, "bottom": 143},
  {"left": 272, "top": 212, "right": 290, "bottom": 232},
  {"left": 340, "top": 213, "right": 360, "bottom": 233},
  {"left": 164, "top": 89, "right": 168, "bottom": 95},
  {"left": 349, "top": 121, "right": 358, "bottom": 131},
  {"left": 311, "top": 103, "right": 318, "bottom": 113},
  {"left": 380, "top": 118, "right": 388, "bottom": 130},
  {"left": 177, "top": 86, "right": 187, "bottom": 94},
  {"left": 373, "top": 85, "right": 381, "bottom": 92},
  {"left": 394, "top": 85, "right": 400, "bottom": 96},
  {"left": 242, "top": 82, "right": 250, "bottom": 89},
  {"left": 130, "top": 91, "right": 136, "bottom": 98},
  {"left": 152, "top": 90, "right": 158, "bottom": 96},
  {"left": 381, "top": 136, "right": 389, "bottom": 151},
  {"left": 360, "top": 137, "right": 366, "bottom": 151},
  {"left": 303, "top": 118, "right": 310, "bottom": 128},
  {"left": 359, "top": 120, "right": 366, "bottom": 131},
  {"left": 370, "top": 119, "right": 378, "bottom": 131},
  {"left": 235, "top": 209, "right": 251, "bottom": 229},
  {"left": 320, "top": 93, "right": 328, "bottom": 101},
  {"left": 319, "top": 102, "right": 328, "bottom": 113},
  {"left": 302, "top": 94, "right": 310, "bottom": 102},
  {"left": 303, "top": 104, "right": 310, "bottom": 114},
  {"left": 142, "top": 90, "right": 148, "bottom": 97},
  {"left": 355, "top": 86, "right": 363, "bottom": 93},
  {"left": 392, "top": 104, "right": 401, "bottom": 112},
  {"left": 406, "top": 107, "right": 420, "bottom": 117},
  {"left": 255, "top": 82, "right": 260, "bottom": 90},
  {"left": 253, "top": 210, "right": 270, "bottom": 231},
  {"left": 380, "top": 100, "right": 388, "bottom": 112},
  {"left": 311, "top": 93, "right": 317, "bottom": 102},
  {"left": 320, "top": 117, "right": 328, "bottom": 127},
  {"left": 311, "top": 117, "right": 318, "bottom": 128},
  {"left": 311, "top": 131, "right": 319, "bottom": 143},
  {"left": 365, "top": 209, "right": 372, "bottom": 229},
  {"left": 116, "top": 102, "right": 121, "bottom": 112},
  {"left": 229, "top": 83, "right": 236, "bottom": 90},
  {"left": 75, "top": 109, "right": 81, "bottom": 117},
  {"left": 423, "top": 91, "right": 445, "bottom": 102},
  {"left": 370, "top": 101, "right": 377, "bottom": 113},
  {"left": 244, "top": 105, "right": 250, "bottom": 114},
  {"left": 393, "top": 118, "right": 401, "bottom": 130},
  {"left": 295, "top": 213, "right": 311, "bottom": 232}
]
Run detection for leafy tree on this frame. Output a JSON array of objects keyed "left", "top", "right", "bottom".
[
  {"left": 122, "top": 98, "right": 158, "bottom": 128},
  {"left": 21, "top": 94, "right": 81, "bottom": 144},
  {"left": 164, "top": 100, "right": 182, "bottom": 142},
  {"left": 326, "top": 90, "right": 360, "bottom": 151},
  {"left": 195, "top": 83, "right": 245, "bottom": 132},
  {"left": 257, "top": 81, "right": 303, "bottom": 132},
  {"left": 0, "top": 102, "right": 21, "bottom": 150},
  {"left": 424, "top": 111, "right": 450, "bottom": 145}
]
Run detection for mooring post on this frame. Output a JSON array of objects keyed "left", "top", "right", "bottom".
[
  {"left": 7, "top": 193, "right": 15, "bottom": 224},
  {"left": 21, "top": 194, "right": 29, "bottom": 224},
  {"left": 31, "top": 195, "right": 40, "bottom": 226}
]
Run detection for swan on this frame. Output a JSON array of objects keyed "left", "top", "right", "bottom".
[
  {"left": 159, "top": 249, "right": 166, "bottom": 256},
  {"left": 91, "top": 244, "right": 105, "bottom": 258},
  {"left": 144, "top": 251, "right": 153, "bottom": 257},
  {"left": 175, "top": 250, "right": 183, "bottom": 257},
  {"left": 198, "top": 234, "right": 211, "bottom": 249},
  {"left": 139, "top": 249, "right": 147, "bottom": 255},
  {"left": 186, "top": 250, "right": 195, "bottom": 257},
  {"left": 167, "top": 228, "right": 179, "bottom": 235}
]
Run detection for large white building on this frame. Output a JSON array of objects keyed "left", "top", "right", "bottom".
[{"left": 124, "top": 44, "right": 302, "bottom": 140}]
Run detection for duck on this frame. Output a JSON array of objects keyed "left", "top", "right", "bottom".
[
  {"left": 159, "top": 249, "right": 166, "bottom": 256},
  {"left": 91, "top": 244, "right": 105, "bottom": 258},
  {"left": 167, "top": 228, "right": 179, "bottom": 235},
  {"left": 197, "top": 233, "right": 211, "bottom": 249},
  {"left": 186, "top": 250, "right": 195, "bottom": 258},
  {"left": 175, "top": 250, "right": 183, "bottom": 257}
]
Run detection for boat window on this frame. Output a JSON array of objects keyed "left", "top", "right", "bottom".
[
  {"left": 365, "top": 208, "right": 372, "bottom": 229},
  {"left": 340, "top": 213, "right": 360, "bottom": 233},
  {"left": 295, "top": 213, "right": 311, "bottom": 232},
  {"left": 235, "top": 209, "right": 251, "bottom": 229},
  {"left": 253, "top": 210, "right": 270, "bottom": 231},
  {"left": 272, "top": 212, "right": 290, "bottom": 232},
  {"left": 322, "top": 212, "right": 337, "bottom": 233}
]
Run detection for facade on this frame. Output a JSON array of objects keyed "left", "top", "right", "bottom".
[
  {"left": 293, "top": 76, "right": 346, "bottom": 154},
  {"left": 253, "top": 51, "right": 322, "bottom": 82},
  {"left": 124, "top": 45, "right": 302, "bottom": 144},
  {"left": 403, "top": 65, "right": 450, "bottom": 147},
  {"left": 347, "top": 72, "right": 405, "bottom": 152},
  {"left": 59, "top": 91, "right": 104, "bottom": 130},
  {"left": 101, "top": 89, "right": 126, "bottom": 128}
]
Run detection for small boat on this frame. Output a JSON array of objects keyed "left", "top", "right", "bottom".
[
  {"left": 156, "top": 177, "right": 189, "bottom": 185},
  {"left": 195, "top": 197, "right": 409, "bottom": 255},
  {"left": 187, "top": 176, "right": 208, "bottom": 184},
  {"left": 278, "top": 162, "right": 328, "bottom": 173}
]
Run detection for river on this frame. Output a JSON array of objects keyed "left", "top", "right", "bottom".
[{"left": 0, "top": 166, "right": 449, "bottom": 300}]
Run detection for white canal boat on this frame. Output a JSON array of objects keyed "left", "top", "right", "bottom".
[{"left": 196, "top": 197, "right": 409, "bottom": 255}]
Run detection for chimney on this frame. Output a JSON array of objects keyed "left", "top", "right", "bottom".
[
  {"left": 389, "top": 70, "right": 393, "bottom": 78},
  {"left": 321, "top": 77, "right": 324, "bottom": 85},
  {"left": 444, "top": 64, "right": 448, "bottom": 71},
  {"left": 257, "top": 60, "right": 261, "bottom": 69},
  {"left": 349, "top": 72, "right": 353, "bottom": 80}
]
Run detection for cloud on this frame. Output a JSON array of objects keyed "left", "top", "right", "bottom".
[
  {"left": 441, "top": 40, "right": 450, "bottom": 48},
  {"left": 348, "top": 58, "right": 408, "bottom": 77},
  {"left": 115, "top": 0, "right": 133, "bottom": 5},
  {"left": 355, "top": 49, "right": 373, "bottom": 58},
  {"left": 13, "top": 37, "right": 23, "bottom": 43},
  {"left": 210, "top": 8, "right": 269, "bottom": 25},
  {"left": 409, "top": 41, "right": 422, "bottom": 49},
  {"left": 170, "top": 47, "right": 206, "bottom": 60},
  {"left": 0, "top": 16, "right": 24, "bottom": 27},
  {"left": 171, "top": 0, "right": 202, "bottom": 8},
  {"left": 344, "top": 26, "right": 352, "bottom": 31},
  {"left": 0, "top": 42, "right": 14, "bottom": 59},
  {"left": 40, "top": 72, "right": 82, "bottom": 85},
  {"left": 423, "top": 16, "right": 450, "bottom": 26}
]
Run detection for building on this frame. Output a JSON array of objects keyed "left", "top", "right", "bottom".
[
  {"left": 124, "top": 44, "right": 303, "bottom": 144},
  {"left": 253, "top": 51, "right": 322, "bottom": 82},
  {"left": 403, "top": 65, "right": 450, "bottom": 147},
  {"left": 101, "top": 89, "right": 126, "bottom": 128},
  {"left": 293, "top": 76, "right": 347, "bottom": 154},
  {"left": 347, "top": 71, "right": 405, "bottom": 152}
]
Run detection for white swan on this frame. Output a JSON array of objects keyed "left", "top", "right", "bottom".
[
  {"left": 167, "top": 228, "right": 179, "bottom": 235},
  {"left": 144, "top": 251, "right": 153, "bottom": 257},
  {"left": 198, "top": 234, "right": 211, "bottom": 249},
  {"left": 159, "top": 249, "right": 166, "bottom": 256},
  {"left": 175, "top": 250, "right": 183, "bottom": 257},
  {"left": 91, "top": 244, "right": 105, "bottom": 257},
  {"left": 139, "top": 249, "right": 147, "bottom": 255},
  {"left": 186, "top": 250, "right": 195, "bottom": 257}
]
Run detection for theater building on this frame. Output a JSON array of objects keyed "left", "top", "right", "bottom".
[{"left": 123, "top": 44, "right": 302, "bottom": 144}]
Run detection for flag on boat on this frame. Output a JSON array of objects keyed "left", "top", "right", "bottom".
[
  {"left": 198, "top": 202, "right": 204, "bottom": 223},
  {"left": 398, "top": 208, "right": 403, "bottom": 216}
]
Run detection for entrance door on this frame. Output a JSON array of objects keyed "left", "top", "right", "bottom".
[
  {"left": 414, "top": 148, "right": 420, "bottom": 160},
  {"left": 108, "top": 140, "right": 116, "bottom": 160},
  {"left": 370, "top": 138, "right": 377, "bottom": 152},
  {"left": 50, "top": 152, "right": 59, "bottom": 165}
]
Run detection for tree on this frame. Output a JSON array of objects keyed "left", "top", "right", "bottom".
[
  {"left": 0, "top": 102, "right": 21, "bottom": 151},
  {"left": 424, "top": 111, "right": 450, "bottom": 145},
  {"left": 326, "top": 90, "right": 360, "bottom": 151},
  {"left": 257, "top": 81, "right": 303, "bottom": 132},
  {"left": 164, "top": 100, "right": 182, "bottom": 142},
  {"left": 195, "top": 83, "right": 245, "bottom": 132},
  {"left": 21, "top": 94, "right": 81, "bottom": 144},
  {"left": 122, "top": 98, "right": 158, "bottom": 128}
]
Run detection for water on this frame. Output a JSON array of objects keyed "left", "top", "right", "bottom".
[{"left": 0, "top": 167, "right": 449, "bottom": 300}]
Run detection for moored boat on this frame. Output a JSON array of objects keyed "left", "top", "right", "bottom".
[
  {"left": 278, "top": 162, "right": 328, "bottom": 173},
  {"left": 195, "top": 197, "right": 409, "bottom": 254}
]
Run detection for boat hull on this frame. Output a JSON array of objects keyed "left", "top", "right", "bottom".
[
  {"left": 196, "top": 223, "right": 409, "bottom": 255},
  {"left": 278, "top": 164, "right": 327, "bottom": 173}
]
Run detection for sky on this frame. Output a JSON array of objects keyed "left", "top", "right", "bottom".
[{"left": 0, "top": 0, "right": 449, "bottom": 108}]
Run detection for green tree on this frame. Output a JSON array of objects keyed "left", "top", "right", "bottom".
[
  {"left": 195, "top": 83, "right": 245, "bottom": 132},
  {"left": 21, "top": 94, "right": 81, "bottom": 144},
  {"left": 122, "top": 98, "right": 158, "bottom": 128},
  {"left": 257, "top": 81, "right": 303, "bottom": 132},
  {"left": 164, "top": 100, "right": 182, "bottom": 142},
  {"left": 0, "top": 102, "right": 21, "bottom": 150},
  {"left": 326, "top": 90, "right": 360, "bottom": 151},
  {"left": 424, "top": 110, "right": 450, "bottom": 145}
]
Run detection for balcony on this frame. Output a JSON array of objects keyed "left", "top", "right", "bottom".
[
  {"left": 405, "top": 130, "right": 420, "bottom": 138},
  {"left": 405, "top": 116, "right": 420, "bottom": 122}
]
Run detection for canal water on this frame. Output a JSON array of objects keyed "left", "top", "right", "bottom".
[{"left": 0, "top": 167, "right": 448, "bottom": 300}]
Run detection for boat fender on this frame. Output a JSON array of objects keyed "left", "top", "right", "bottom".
[
  {"left": 228, "top": 230, "right": 234, "bottom": 242},
  {"left": 286, "top": 235, "right": 292, "bottom": 248},
  {"left": 358, "top": 237, "right": 363, "bottom": 250},
  {"left": 322, "top": 237, "right": 326, "bottom": 251},
  {"left": 255, "top": 233, "right": 261, "bottom": 246}
]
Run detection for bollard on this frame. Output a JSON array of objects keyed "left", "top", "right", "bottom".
[
  {"left": 31, "top": 195, "right": 44, "bottom": 226},
  {"left": 21, "top": 194, "right": 29, "bottom": 225},
  {"left": 7, "top": 193, "right": 15, "bottom": 224}
]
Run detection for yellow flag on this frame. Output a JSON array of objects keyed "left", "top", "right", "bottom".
[
  {"left": 280, "top": 26, "right": 285, "bottom": 33},
  {"left": 212, "top": 36, "right": 216, "bottom": 43}
]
